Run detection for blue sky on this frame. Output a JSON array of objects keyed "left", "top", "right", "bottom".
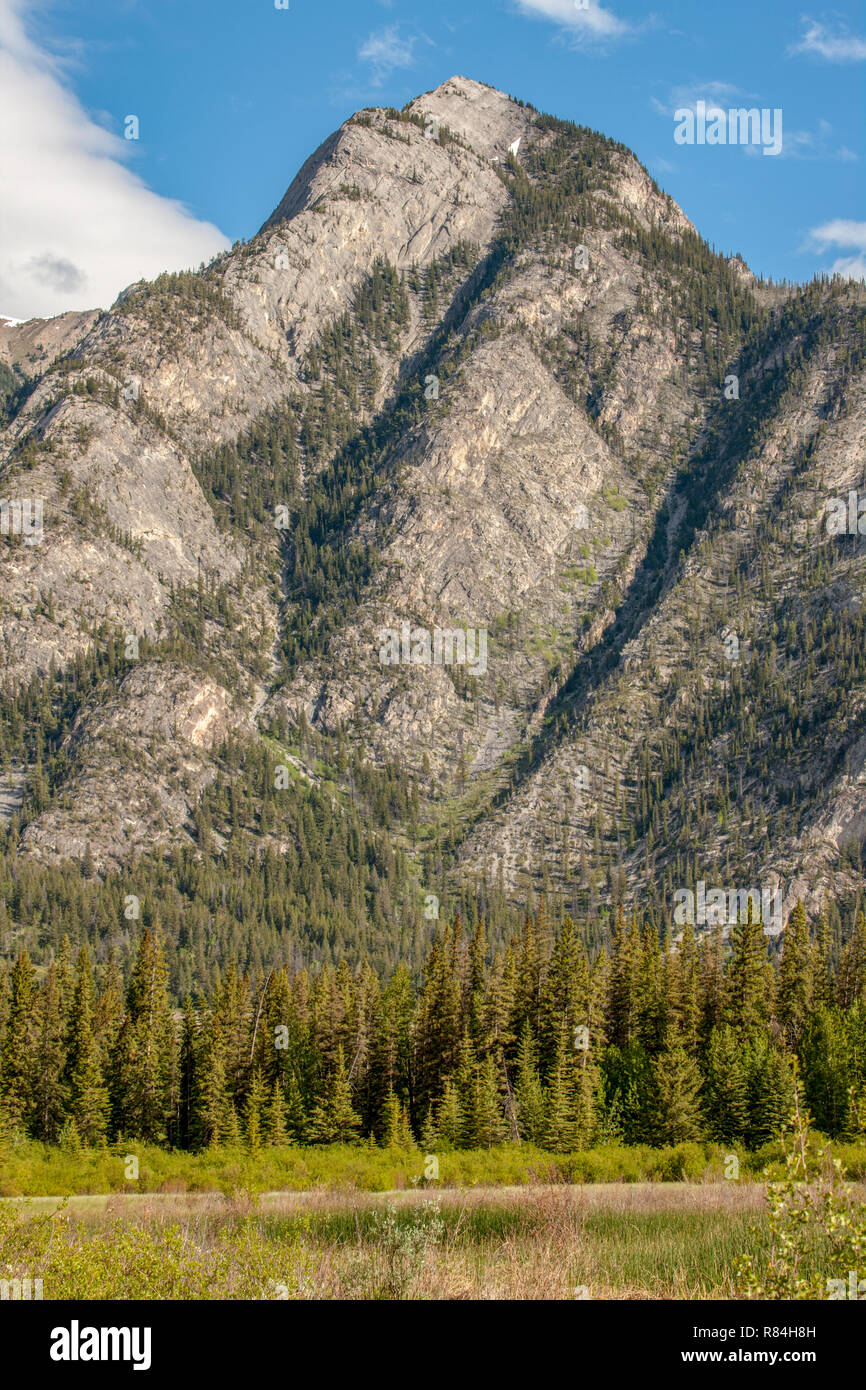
[{"left": 1, "top": 0, "right": 864, "bottom": 319}]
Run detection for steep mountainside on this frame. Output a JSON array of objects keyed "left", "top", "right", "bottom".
[{"left": 2, "top": 76, "right": 865, "bottom": 985}]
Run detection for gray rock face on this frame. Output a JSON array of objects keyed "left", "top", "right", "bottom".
[{"left": 3, "top": 75, "right": 866, "bottom": 922}]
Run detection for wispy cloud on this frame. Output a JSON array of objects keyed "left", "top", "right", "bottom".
[
  {"left": 771, "top": 117, "right": 858, "bottom": 162},
  {"left": 807, "top": 218, "right": 866, "bottom": 281},
  {"left": 0, "top": 0, "right": 228, "bottom": 321},
  {"left": 652, "top": 84, "right": 855, "bottom": 162},
  {"left": 652, "top": 82, "right": 747, "bottom": 117},
  {"left": 513, "top": 0, "right": 629, "bottom": 42},
  {"left": 790, "top": 18, "right": 866, "bottom": 63},
  {"left": 358, "top": 26, "right": 418, "bottom": 85}
]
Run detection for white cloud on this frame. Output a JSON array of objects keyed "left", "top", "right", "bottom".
[
  {"left": 776, "top": 119, "right": 859, "bottom": 161},
  {"left": 653, "top": 82, "right": 747, "bottom": 116},
  {"left": 358, "top": 26, "right": 418, "bottom": 85},
  {"left": 654, "top": 84, "right": 855, "bottom": 163},
  {"left": 790, "top": 19, "right": 866, "bottom": 62},
  {"left": 807, "top": 219, "right": 866, "bottom": 281},
  {"left": 514, "top": 0, "right": 629, "bottom": 40},
  {"left": 809, "top": 219, "right": 866, "bottom": 251},
  {"left": 0, "top": 0, "right": 228, "bottom": 322},
  {"left": 828, "top": 254, "right": 866, "bottom": 280}
]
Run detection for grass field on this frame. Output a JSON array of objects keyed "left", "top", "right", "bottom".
[
  {"left": 3, "top": 1139, "right": 864, "bottom": 1299},
  {"left": 2, "top": 1183, "right": 779, "bottom": 1300},
  {"left": 3, "top": 1135, "right": 866, "bottom": 1197}
]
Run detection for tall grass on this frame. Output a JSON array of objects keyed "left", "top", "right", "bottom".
[
  {"left": 0, "top": 1186, "right": 775, "bottom": 1300},
  {"left": 2, "top": 1135, "right": 864, "bottom": 1198}
]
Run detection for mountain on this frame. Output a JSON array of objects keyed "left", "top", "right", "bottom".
[{"left": 2, "top": 76, "right": 865, "bottom": 985}]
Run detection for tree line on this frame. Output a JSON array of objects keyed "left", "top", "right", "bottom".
[{"left": 1, "top": 899, "right": 864, "bottom": 1153}]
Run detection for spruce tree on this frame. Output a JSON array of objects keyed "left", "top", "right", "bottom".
[
  {"left": 308, "top": 1048, "right": 362, "bottom": 1143},
  {"left": 704, "top": 1024, "right": 749, "bottom": 1142},
  {"left": 725, "top": 899, "right": 774, "bottom": 1036},
  {"left": 31, "top": 964, "right": 68, "bottom": 1143},
  {"left": 648, "top": 1033, "right": 703, "bottom": 1144},
  {"left": 66, "top": 949, "right": 109, "bottom": 1145},
  {"left": 0, "top": 952, "right": 35, "bottom": 1133},
  {"left": 543, "top": 1026, "right": 577, "bottom": 1151},
  {"left": 245, "top": 1067, "right": 266, "bottom": 1151},
  {"left": 747, "top": 1041, "right": 796, "bottom": 1145},
  {"left": 111, "top": 930, "right": 177, "bottom": 1142},
  {"left": 778, "top": 900, "right": 814, "bottom": 1048},
  {"left": 284, "top": 1069, "right": 308, "bottom": 1143},
  {"left": 433, "top": 1077, "right": 463, "bottom": 1148},
  {"left": 514, "top": 1022, "right": 545, "bottom": 1144},
  {"left": 470, "top": 1055, "right": 507, "bottom": 1148},
  {"left": 265, "top": 1079, "right": 289, "bottom": 1145}
]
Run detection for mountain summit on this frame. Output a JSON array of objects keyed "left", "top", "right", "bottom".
[{"left": 2, "top": 77, "right": 865, "bottom": 975}]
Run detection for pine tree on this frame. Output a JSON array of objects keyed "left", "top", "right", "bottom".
[
  {"left": 538, "top": 915, "right": 589, "bottom": 1074},
  {"left": 725, "top": 899, "right": 774, "bottom": 1036},
  {"left": 648, "top": 1032, "right": 703, "bottom": 1144},
  {"left": 245, "top": 1067, "right": 266, "bottom": 1151},
  {"left": 0, "top": 952, "right": 36, "bottom": 1133},
  {"left": 433, "top": 1077, "right": 463, "bottom": 1148},
  {"left": 837, "top": 913, "right": 866, "bottom": 1009},
  {"left": 514, "top": 1022, "right": 545, "bottom": 1144},
  {"left": 111, "top": 930, "right": 177, "bottom": 1142},
  {"left": 265, "top": 1079, "right": 289, "bottom": 1145},
  {"left": 704, "top": 1024, "right": 749, "bottom": 1142},
  {"left": 469, "top": 1055, "right": 507, "bottom": 1148},
  {"left": 222, "top": 1101, "right": 242, "bottom": 1146},
  {"left": 699, "top": 922, "right": 725, "bottom": 1043},
  {"left": 379, "top": 1086, "right": 406, "bottom": 1147},
  {"left": 665, "top": 922, "right": 700, "bottom": 1052},
  {"left": 747, "top": 1041, "right": 796, "bottom": 1145},
  {"left": 799, "top": 1005, "right": 853, "bottom": 1138},
  {"left": 608, "top": 909, "right": 642, "bottom": 1048},
  {"left": 284, "top": 1069, "right": 308, "bottom": 1144},
  {"left": 543, "top": 1026, "right": 577, "bottom": 1151},
  {"left": 65, "top": 949, "right": 108, "bottom": 1145},
  {"left": 777, "top": 900, "right": 814, "bottom": 1048},
  {"left": 94, "top": 950, "right": 124, "bottom": 1067},
  {"left": 196, "top": 1020, "right": 231, "bottom": 1148},
  {"left": 31, "top": 964, "right": 68, "bottom": 1143},
  {"left": 308, "top": 1047, "right": 362, "bottom": 1143},
  {"left": 812, "top": 909, "right": 836, "bottom": 1008}
]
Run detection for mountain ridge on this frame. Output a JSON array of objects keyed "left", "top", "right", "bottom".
[{"left": 2, "top": 75, "right": 865, "bottom": 980}]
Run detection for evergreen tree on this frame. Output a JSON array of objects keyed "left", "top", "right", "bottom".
[
  {"left": 308, "top": 1047, "right": 362, "bottom": 1143},
  {"left": 514, "top": 1022, "right": 545, "bottom": 1144},
  {"left": 725, "top": 899, "right": 774, "bottom": 1036},
  {"left": 469, "top": 1055, "right": 507, "bottom": 1149},
  {"left": 703, "top": 1024, "right": 749, "bottom": 1142},
  {"left": 284, "top": 1069, "right": 309, "bottom": 1144},
  {"left": 66, "top": 950, "right": 109, "bottom": 1144},
  {"left": 0, "top": 952, "right": 35, "bottom": 1133},
  {"left": 746, "top": 1041, "right": 796, "bottom": 1146},
  {"left": 648, "top": 1033, "right": 703, "bottom": 1144},
  {"left": 778, "top": 900, "right": 814, "bottom": 1048},
  {"left": 543, "top": 1025, "right": 577, "bottom": 1151},
  {"left": 245, "top": 1067, "right": 266, "bottom": 1151},
  {"left": 433, "top": 1077, "right": 463, "bottom": 1148},
  {"left": 265, "top": 1079, "right": 289, "bottom": 1145},
  {"left": 31, "top": 965, "right": 68, "bottom": 1143}
]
